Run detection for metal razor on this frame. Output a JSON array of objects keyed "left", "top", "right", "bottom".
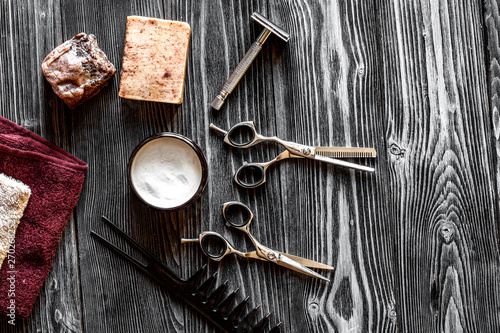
[{"left": 211, "top": 12, "right": 290, "bottom": 110}]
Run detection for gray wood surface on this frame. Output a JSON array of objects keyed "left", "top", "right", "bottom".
[
  {"left": 378, "top": 0, "right": 500, "bottom": 331},
  {"left": 0, "top": 0, "right": 499, "bottom": 332}
]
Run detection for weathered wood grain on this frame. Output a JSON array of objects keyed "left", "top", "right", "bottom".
[
  {"left": 61, "top": 1, "right": 193, "bottom": 332},
  {"left": 378, "top": 0, "right": 500, "bottom": 331},
  {"left": 181, "top": 1, "right": 283, "bottom": 332},
  {"left": 0, "top": 0, "right": 83, "bottom": 332},
  {"left": 263, "top": 1, "right": 396, "bottom": 332},
  {"left": 485, "top": 0, "right": 500, "bottom": 213}
]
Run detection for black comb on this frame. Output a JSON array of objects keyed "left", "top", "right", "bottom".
[{"left": 91, "top": 216, "right": 282, "bottom": 333}]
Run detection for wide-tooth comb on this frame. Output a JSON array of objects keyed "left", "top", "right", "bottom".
[{"left": 92, "top": 216, "right": 282, "bottom": 333}]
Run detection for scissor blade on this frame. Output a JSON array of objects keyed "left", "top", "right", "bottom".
[
  {"left": 278, "top": 252, "right": 334, "bottom": 270},
  {"left": 276, "top": 254, "right": 330, "bottom": 282},
  {"left": 313, "top": 154, "right": 375, "bottom": 173},
  {"left": 315, "top": 147, "right": 377, "bottom": 158}
]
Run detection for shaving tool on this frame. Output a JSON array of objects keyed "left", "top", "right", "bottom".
[{"left": 211, "top": 12, "right": 290, "bottom": 110}]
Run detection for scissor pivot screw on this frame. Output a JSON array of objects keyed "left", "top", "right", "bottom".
[
  {"left": 267, "top": 253, "right": 276, "bottom": 260},
  {"left": 302, "top": 148, "right": 311, "bottom": 155}
]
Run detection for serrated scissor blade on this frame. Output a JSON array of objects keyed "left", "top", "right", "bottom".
[{"left": 315, "top": 147, "right": 377, "bottom": 158}]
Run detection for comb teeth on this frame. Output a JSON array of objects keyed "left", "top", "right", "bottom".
[
  {"left": 204, "top": 280, "right": 228, "bottom": 306},
  {"left": 195, "top": 272, "right": 218, "bottom": 298},
  {"left": 216, "top": 288, "right": 239, "bottom": 316},
  {"left": 228, "top": 296, "right": 250, "bottom": 325},
  {"left": 249, "top": 313, "right": 271, "bottom": 333},
  {"left": 237, "top": 305, "right": 261, "bottom": 331},
  {"left": 186, "top": 264, "right": 208, "bottom": 287},
  {"left": 268, "top": 322, "right": 283, "bottom": 333},
  {"left": 193, "top": 274, "right": 280, "bottom": 332}
]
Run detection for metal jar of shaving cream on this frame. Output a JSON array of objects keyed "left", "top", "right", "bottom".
[{"left": 128, "top": 133, "right": 208, "bottom": 211}]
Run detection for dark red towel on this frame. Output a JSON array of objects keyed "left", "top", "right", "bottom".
[{"left": 0, "top": 116, "right": 87, "bottom": 319}]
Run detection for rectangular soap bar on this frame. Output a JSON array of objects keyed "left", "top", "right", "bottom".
[{"left": 118, "top": 16, "right": 191, "bottom": 104}]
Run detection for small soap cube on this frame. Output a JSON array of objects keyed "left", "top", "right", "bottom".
[
  {"left": 118, "top": 16, "right": 191, "bottom": 104},
  {"left": 42, "top": 33, "right": 116, "bottom": 109}
]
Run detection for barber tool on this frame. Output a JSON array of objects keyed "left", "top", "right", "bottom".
[
  {"left": 210, "top": 121, "right": 377, "bottom": 188},
  {"left": 91, "top": 216, "right": 281, "bottom": 333},
  {"left": 211, "top": 12, "right": 290, "bottom": 110},
  {"left": 182, "top": 201, "right": 333, "bottom": 282}
]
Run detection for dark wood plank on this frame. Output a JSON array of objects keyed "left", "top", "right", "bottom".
[
  {"left": 263, "top": 1, "right": 396, "bottom": 332},
  {"left": 378, "top": 0, "right": 500, "bottom": 331},
  {"left": 186, "top": 0, "right": 396, "bottom": 331},
  {"left": 60, "top": 1, "right": 193, "bottom": 332},
  {"left": 0, "top": 0, "right": 83, "bottom": 332},
  {"left": 187, "top": 1, "right": 295, "bottom": 331},
  {"left": 485, "top": 0, "right": 500, "bottom": 191}
]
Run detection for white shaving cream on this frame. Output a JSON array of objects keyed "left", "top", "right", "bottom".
[{"left": 130, "top": 136, "right": 203, "bottom": 209}]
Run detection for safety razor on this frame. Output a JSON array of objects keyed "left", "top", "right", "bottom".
[{"left": 211, "top": 12, "right": 290, "bottom": 110}]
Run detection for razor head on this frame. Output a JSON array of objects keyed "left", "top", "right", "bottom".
[{"left": 251, "top": 12, "right": 290, "bottom": 42}]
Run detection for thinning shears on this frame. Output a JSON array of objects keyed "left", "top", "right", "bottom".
[
  {"left": 181, "top": 201, "right": 333, "bottom": 282},
  {"left": 210, "top": 121, "right": 376, "bottom": 188}
]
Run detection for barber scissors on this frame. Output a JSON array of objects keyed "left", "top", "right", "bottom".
[
  {"left": 210, "top": 121, "right": 376, "bottom": 188},
  {"left": 181, "top": 201, "right": 333, "bottom": 282}
]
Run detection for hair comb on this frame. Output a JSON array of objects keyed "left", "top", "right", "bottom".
[{"left": 91, "top": 216, "right": 282, "bottom": 333}]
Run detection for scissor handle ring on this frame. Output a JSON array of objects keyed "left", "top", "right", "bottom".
[
  {"left": 227, "top": 123, "right": 257, "bottom": 147},
  {"left": 222, "top": 201, "right": 254, "bottom": 228},
  {"left": 199, "top": 232, "right": 230, "bottom": 261},
  {"left": 234, "top": 163, "right": 267, "bottom": 188}
]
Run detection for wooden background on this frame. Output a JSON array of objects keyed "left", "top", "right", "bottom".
[{"left": 1, "top": 0, "right": 500, "bottom": 332}]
